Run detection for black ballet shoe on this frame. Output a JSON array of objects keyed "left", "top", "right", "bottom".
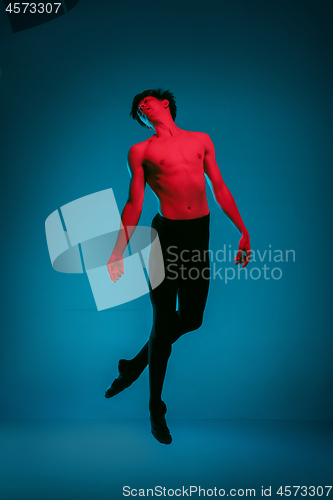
[
  {"left": 104, "top": 359, "right": 140, "bottom": 399},
  {"left": 150, "top": 401, "right": 172, "bottom": 445}
]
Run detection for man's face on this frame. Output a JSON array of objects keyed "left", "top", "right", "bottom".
[{"left": 137, "top": 96, "right": 167, "bottom": 127}]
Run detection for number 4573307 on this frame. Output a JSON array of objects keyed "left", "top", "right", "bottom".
[{"left": 6, "top": 3, "right": 62, "bottom": 14}]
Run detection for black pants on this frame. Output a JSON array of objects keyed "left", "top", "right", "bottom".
[{"left": 147, "top": 212, "right": 211, "bottom": 414}]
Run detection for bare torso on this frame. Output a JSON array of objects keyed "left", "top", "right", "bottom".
[{"left": 139, "top": 130, "right": 210, "bottom": 220}]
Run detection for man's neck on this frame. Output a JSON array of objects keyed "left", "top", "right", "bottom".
[{"left": 152, "top": 118, "right": 182, "bottom": 138}]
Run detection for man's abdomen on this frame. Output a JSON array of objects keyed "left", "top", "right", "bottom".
[{"left": 157, "top": 187, "right": 210, "bottom": 220}]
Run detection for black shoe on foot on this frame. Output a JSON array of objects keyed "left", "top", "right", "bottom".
[
  {"left": 150, "top": 401, "right": 172, "bottom": 445},
  {"left": 105, "top": 359, "right": 140, "bottom": 399}
]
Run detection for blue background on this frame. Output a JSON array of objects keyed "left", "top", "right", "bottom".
[{"left": 0, "top": 0, "right": 332, "bottom": 421}]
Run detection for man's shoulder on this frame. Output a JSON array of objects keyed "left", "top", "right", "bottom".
[
  {"left": 188, "top": 131, "right": 213, "bottom": 150},
  {"left": 130, "top": 137, "right": 153, "bottom": 151},
  {"left": 129, "top": 138, "right": 154, "bottom": 158},
  {"left": 127, "top": 138, "right": 153, "bottom": 168},
  {"left": 188, "top": 130, "right": 211, "bottom": 142}
]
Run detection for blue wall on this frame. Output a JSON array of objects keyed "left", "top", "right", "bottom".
[{"left": 0, "top": 0, "right": 332, "bottom": 419}]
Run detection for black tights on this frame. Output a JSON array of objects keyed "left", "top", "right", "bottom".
[{"left": 129, "top": 213, "right": 210, "bottom": 415}]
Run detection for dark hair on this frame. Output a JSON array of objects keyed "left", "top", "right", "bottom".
[{"left": 129, "top": 88, "right": 177, "bottom": 128}]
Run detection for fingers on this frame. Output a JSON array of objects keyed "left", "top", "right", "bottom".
[
  {"left": 234, "top": 250, "right": 250, "bottom": 266},
  {"left": 242, "top": 249, "right": 251, "bottom": 268},
  {"left": 234, "top": 243, "right": 251, "bottom": 267},
  {"left": 109, "top": 272, "right": 122, "bottom": 283},
  {"left": 107, "top": 264, "right": 124, "bottom": 283},
  {"left": 234, "top": 250, "right": 244, "bottom": 265},
  {"left": 234, "top": 250, "right": 240, "bottom": 263}
]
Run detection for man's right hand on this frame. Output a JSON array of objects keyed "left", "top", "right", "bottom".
[{"left": 107, "top": 254, "right": 124, "bottom": 283}]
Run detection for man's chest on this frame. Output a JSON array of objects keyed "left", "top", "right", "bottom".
[{"left": 143, "top": 134, "right": 205, "bottom": 171}]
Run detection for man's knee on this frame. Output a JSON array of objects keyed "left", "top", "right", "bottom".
[{"left": 180, "top": 314, "right": 203, "bottom": 334}]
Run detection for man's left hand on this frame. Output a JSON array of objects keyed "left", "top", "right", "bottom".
[{"left": 234, "top": 232, "right": 251, "bottom": 268}]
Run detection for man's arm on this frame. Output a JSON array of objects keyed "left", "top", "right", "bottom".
[
  {"left": 202, "top": 133, "right": 251, "bottom": 267},
  {"left": 107, "top": 144, "right": 146, "bottom": 282}
]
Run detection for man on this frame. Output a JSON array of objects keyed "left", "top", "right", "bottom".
[{"left": 106, "top": 88, "right": 251, "bottom": 445}]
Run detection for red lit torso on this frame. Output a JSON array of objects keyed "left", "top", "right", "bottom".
[{"left": 141, "top": 131, "right": 210, "bottom": 220}]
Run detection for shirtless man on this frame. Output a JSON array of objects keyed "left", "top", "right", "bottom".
[{"left": 106, "top": 88, "right": 251, "bottom": 445}]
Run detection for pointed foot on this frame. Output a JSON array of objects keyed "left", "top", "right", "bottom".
[
  {"left": 150, "top": 401, "right": 172, "bottom": 444},
  {"left": 105, "top": 359, "right": 140, "bottom": 399}
]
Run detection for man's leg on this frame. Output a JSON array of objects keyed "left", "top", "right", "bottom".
[
  {"left": 105, "top": 214, "right": 210, "bottom": 398},
  {"left": 130, "top": 213, "right": 210, "bottom": 375},
  {"left": 105, "top": 213, "right": 211, "bottom": 444},
  {"left": 105, "top": 213, "right": 178, "bottom": 401},
  {"left": 147, "top": 214, "right": 210, "bottom": 444},
  {"left": 146, "top": 215, "right": 181, "bottom": 444}
]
